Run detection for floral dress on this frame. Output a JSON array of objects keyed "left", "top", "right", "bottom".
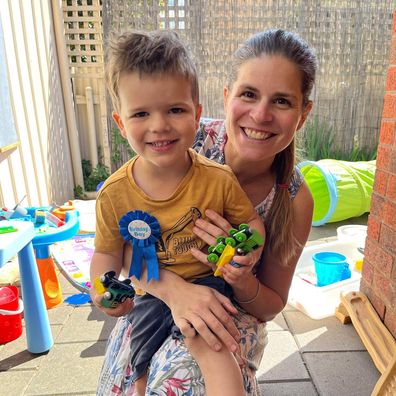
[{"left": 96, "top": 119, "right": 303, "bottom": 396}]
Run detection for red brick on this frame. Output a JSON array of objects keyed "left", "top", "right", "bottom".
[
  {"left": 361, "top": 258, "right": 374, "bottom": 284},
  {"left": 384, "top": 307, "right": 396, "bottom": 339},
  {"left": 379, "top": 120, "right": 395, "bottom": 145},
  {"left": 383, "top": 94, "right": 396, "bottom": 118},
  {"left": 370, "top": 193, "right": 385, "bottom": 217},
  {"left": 373, "top": 169, "right": 389, "bottom": 196},
  {"left": 393, "top": 12, "right": 396, "bottom": 34},
  {"left": 374, "top": 273, "right": 393, "bottom": 305},
  {"left": 388, "top": 175, "right": 396, "bottom": 201},
  {"left": 386, "top": 66, "right": 396, "bottom": 91},
  {"left": 376, "top": 145, "right": 392, "bottom": 171},
  {"left": 379, "top": 224, "right": 396, "bottom": 256},
  {"left": 391, "top": 148, "right": 396, "bottom": 174},
  {"left": 367, "top": 215, "right": 381, "bottom": 241},
  {"left": 390, "top": 35, "right": 396, "bottom": 66},
  {"left": 365, "top": 239, "right": 393, "bottom": 277},
  {"left": 367, "top": 291, "right": 386, "bottom": 319},
  {"left": 384, "top": 200, "right": 396, "bottom": 230},
  {"left": 359, "top": 280, "right": 373, "bottom": 300}
]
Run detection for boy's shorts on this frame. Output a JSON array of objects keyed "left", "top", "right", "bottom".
[{"left": 128, "top": 275, "right": 227, "bottom": 382}]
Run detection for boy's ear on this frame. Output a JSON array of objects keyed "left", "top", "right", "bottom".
[
  {"left": 195, "top": 104, "right": 202, "bottom": 124},
  {"left": 112, "top": 111, "right": 127, "bottom": 138},
  {"left": 297, "top": 101, "right": 313, "bottom": 131}
]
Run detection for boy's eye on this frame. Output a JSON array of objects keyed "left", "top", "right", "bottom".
[
  {"left": 170, "top": 107, "right": 184, "bottom": 114},
  {"left": 132, "top": 111, "right": 148, "bottom": 118}
]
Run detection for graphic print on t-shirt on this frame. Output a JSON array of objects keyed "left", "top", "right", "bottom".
[{"left": 156, "top": 207, "right": 202, "bottom": 264}]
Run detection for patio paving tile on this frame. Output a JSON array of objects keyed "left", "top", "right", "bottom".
[
  {"left": 284, "top": 310, "right": 367, "bottom": 351},
  {"left": 23, "top": 341, "right": 105, "bottom": 396},
  {"left": 259, "top": 381, "right": 318, "bottom": 395},
  {"left": 256, "top": 330, "right": 309, "bottom": 381},
  {"left": 303, "top": 351, "right": 380, "bottom": 396}
]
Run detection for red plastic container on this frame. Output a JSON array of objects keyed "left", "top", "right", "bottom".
[{"left": 0, "top": 286, "right": 23, "bottom": 344}]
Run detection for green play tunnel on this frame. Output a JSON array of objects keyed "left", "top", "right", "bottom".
[{"left": 297, "top": 159, "right": 376, "bottom": 226}]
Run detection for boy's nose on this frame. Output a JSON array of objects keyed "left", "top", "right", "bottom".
[
  {"left": 150, "top": 114, "right": 170, "bottom": 133},
  {"left": 250, "top": 103, "right": 273, "bottom": 123}
]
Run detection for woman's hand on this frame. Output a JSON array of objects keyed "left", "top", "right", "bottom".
[
  {"left": 219, "top": 249, "right": 262, "bottom": 286},
  {"left": 166, "top": 281, "right": 240, "bottom": 353},
  {"left": 192, "top": 208, "right": 263, "bottom": 285},
  {"left": 193, "top": 209, "right": 233, "bottom": 245}
]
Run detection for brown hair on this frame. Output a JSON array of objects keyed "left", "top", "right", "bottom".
[
  {"left": 230, "top": 29, "right": 317, "bottom": 265},
  {"left": 105, "top": 30, "right": 199, "bottom": 113}
]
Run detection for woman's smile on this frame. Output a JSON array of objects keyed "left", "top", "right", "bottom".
[{"left": 242, "top": 127, "right": 274, "bottom": 141}]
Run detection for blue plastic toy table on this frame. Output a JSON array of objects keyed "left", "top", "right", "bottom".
[
  {"left": 0, "top": 220, "right": 53, "bottom": 353},
  {"left": 27, "top": 208, "right": 80, "bottom": 308}
]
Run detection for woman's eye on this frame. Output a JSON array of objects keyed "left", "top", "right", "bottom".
[
  {"left": 274, "top": 98, "right": 291, "bottom": 106},
  {"left": 241, "top": 91, "right": 256, "bottom": 99},
  {"left": 170, "top": 107, "right": 184, "bottom": 114}
]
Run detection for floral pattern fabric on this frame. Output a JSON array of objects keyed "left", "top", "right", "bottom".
[{"left": 96, "top": 118, "right": 303, "bottom": 396}]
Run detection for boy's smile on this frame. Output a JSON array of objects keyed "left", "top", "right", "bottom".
[{"left": 113, "top": 72, "right": 202, "bottom": 176}]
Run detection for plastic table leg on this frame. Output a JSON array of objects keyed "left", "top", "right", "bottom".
[{"left": 18, "top": 242, "right": 53, "bottom": 353}]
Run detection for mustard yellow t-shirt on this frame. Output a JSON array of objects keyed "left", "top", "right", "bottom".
[{"left": 95, "top": 148, "right": 255, "bottom": 282}]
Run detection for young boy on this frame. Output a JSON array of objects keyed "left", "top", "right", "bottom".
[{"left": 90, "top": 30, "right": 265, "bottom": 396}]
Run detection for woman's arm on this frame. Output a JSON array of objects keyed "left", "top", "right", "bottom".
[
  {"left": 122, "top": 245, "right": 240, "bottom": 353},
  {"left": 193, "top": 183, "right": 313, "bottom": 322}
]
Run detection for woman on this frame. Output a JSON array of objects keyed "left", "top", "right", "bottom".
[{"left": 97, "top": 28, "right": 316, "bottom": 395}]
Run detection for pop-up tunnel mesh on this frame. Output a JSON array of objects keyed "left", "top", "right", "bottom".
[{"left": 298, "top": 159, "right": 376, "bottom": 226}]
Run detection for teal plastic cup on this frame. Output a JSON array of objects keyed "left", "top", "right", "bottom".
[{"left": 312, "top": 252, "right": 351, "bottom": 287}]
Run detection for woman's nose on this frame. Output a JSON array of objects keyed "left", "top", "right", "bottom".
[{"left": 250, "top": 103, "right": 273, "bottom": 123}]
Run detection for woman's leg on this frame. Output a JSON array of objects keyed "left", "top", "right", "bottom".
[
  {"left": 185, "top": 335, "right": 244, "bottom": 396},
  {"left": 97, "top": 316, "right": 135, "bottom": 396}
]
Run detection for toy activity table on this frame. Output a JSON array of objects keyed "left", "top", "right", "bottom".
[
  {"left": 0, "top": 220, "right": 53, "bottom": 353},
  {"left": 28, "top": 209, "right": 80, "bottom": 308}
]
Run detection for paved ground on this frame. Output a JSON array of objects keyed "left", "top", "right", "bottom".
[{"left": 0, "top": 214, "right": 382, "bottom": 395}]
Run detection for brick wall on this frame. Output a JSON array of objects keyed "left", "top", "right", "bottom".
[{"left": 360, "top": 11, "right": 396, "bottom": 338}]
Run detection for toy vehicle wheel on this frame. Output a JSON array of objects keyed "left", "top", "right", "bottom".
[
  {"left": 100, "top": 274, "right": 110, "bottom": 287},
  {"left": 229, "top": 228, "right": 238, "bottom": 236},
  {"left": 216, "top": 236, "right": 226, "bottom": 244},
  {"left": 225, "top": 237, "right": 236, "bottom": 247},
  {"left": 208, "top": 245, "right": 216, "bottom": 253},
  {"left": 103, "top": 291, "right": 112, "bottom": 301},
  {"left": 215, "top": 244, "right": 225, "bottom": 254},
  {"left": 238, "top": 223, "right": 249, "bottom": 230},
  {"left": 207, "top": 253, "right": 219, "bottom": 263},
  {"left": 235, "top": 232, "right": 247, "bottom": 242}
]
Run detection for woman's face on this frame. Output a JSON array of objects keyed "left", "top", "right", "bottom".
[{"left": 224, "top": 55, "right": 312, "bottom": 163}]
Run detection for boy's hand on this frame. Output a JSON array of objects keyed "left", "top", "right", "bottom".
[{"left": 90, "top": 287, "right": 134, "bottom": 317}]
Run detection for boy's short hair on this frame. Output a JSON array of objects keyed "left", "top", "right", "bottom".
[{"left": 106, "top": 30, "right": 199, "bottom": 113}]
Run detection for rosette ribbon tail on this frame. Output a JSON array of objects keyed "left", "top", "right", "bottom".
[
  {"left": 129, "top": 241, "right": 144, "bottom": 280},
  {"left": 144, "top": 244, "right": 160, "bottom": 282},
  {"left": 119, "top": 210, "right": 161, "bottom": 282}
]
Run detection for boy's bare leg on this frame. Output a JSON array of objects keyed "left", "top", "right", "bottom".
[
  {"left": 185, "top": 335, "right": 245, "bottom": 396},
  {"left": 134, "top": 373, "right": 147, "bottom": 396}
]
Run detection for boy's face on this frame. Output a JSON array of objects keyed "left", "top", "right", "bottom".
[{"left": 113, "top": 72, "right": 202, "bottom": 172}]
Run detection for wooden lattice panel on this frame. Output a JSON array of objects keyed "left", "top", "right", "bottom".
[
  {"left": 62, "top": 0, "right": 110, "bottom": 170},
  {"left": 158, "top": 0, "right": 187, "bottom": 30},
  {"left": 63, "top": 0, "right": 103, "bottom": 74}
]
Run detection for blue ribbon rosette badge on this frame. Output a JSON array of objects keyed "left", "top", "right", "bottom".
[{"left": 119, "top": 210, "right": 161, "bottom": 282}]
